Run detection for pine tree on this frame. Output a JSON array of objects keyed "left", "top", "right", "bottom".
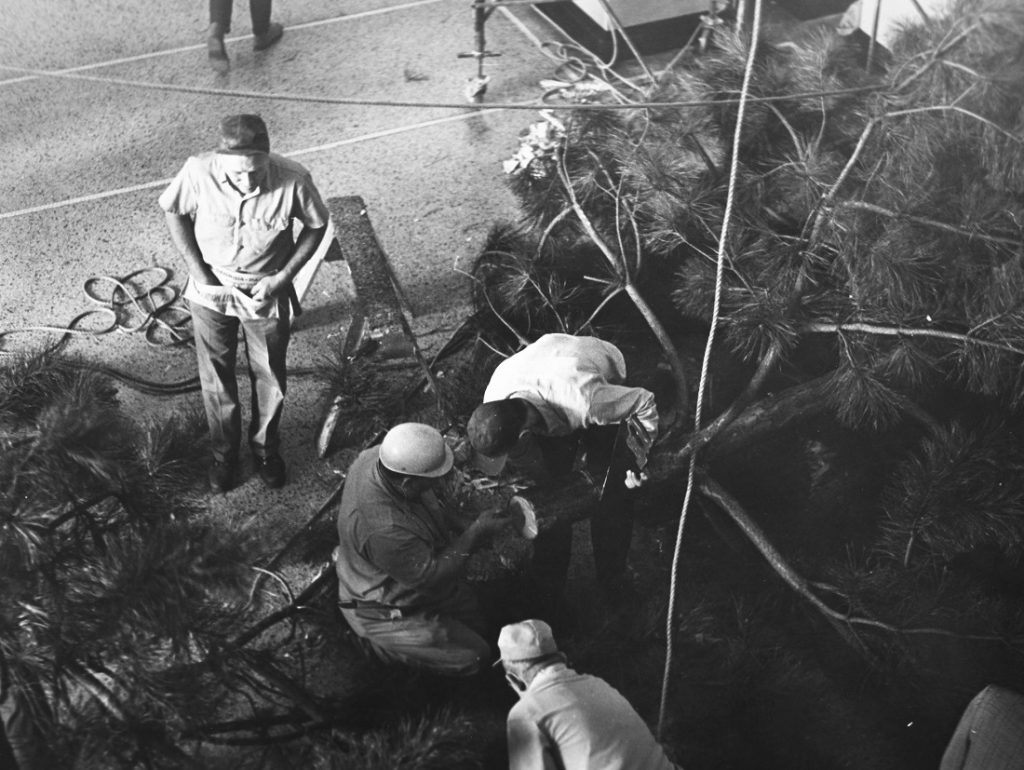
[{"left": 473, "top": 0, "right": 1024, "bottom": 702}]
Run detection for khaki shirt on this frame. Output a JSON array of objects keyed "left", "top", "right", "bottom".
[
  {"left": 334, "top": 448, "right": 457, "bottom": 609},
  {"left": 159, "top": 151, "right": 328, "bottom": 273},
  {"left": 159, "top": 152, "right": 328, "bottom": 318},
  {"left": 508, "top": 665, "right": 680, "bottom": 770}
]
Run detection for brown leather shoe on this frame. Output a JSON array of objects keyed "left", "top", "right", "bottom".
[{"left": 253, "top": 22, "right": 284, "bottom": 51}]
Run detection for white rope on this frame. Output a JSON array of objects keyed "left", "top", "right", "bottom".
[
  {"left": 0, "top": 62, "right": 873, "bottom": 112},
  {"left": 657, "top": 0, "right": 764, "bottom": 739}
]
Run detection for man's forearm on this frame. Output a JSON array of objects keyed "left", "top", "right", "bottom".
[
  {"left": 430, "top": 523, "right": 489, "bottom": 587},
  {"left": 277, "top": 225, "right": 327, "bottom": 284},
  {"left": 164, "top": 213, "right": 218, "bottom": 284}
]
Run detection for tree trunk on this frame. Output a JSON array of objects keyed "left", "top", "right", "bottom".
[{"left": 511, "top": 377, "right": 833, "bottom": 528}]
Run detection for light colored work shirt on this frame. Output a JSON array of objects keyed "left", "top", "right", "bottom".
[
  {"left": 507, "top": 664, "right": 679, "bottom": 770},
  {"left": 159, "top": 151, "right": 328, "bottom": 272},
  {"left": 483, "top": 333, "right": 659, "bottom": 440},
  {"left": 335, "top": 447, "right": 457, "bottom": 609},
  {"left": 159, "top": 151, "right": 328, "bottom": 318},
  {"left": 939, "top": 685, "right": 1024, "bottom": 770}
]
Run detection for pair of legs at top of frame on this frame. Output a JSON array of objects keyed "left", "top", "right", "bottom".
[{"left": 206, "top": 0, "right": 284, "bottom": 71}]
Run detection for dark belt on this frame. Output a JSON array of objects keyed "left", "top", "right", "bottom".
[{"left": 337, "top": 599, "right": 416, "bottom": 618}]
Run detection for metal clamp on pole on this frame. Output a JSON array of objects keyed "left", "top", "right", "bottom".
[{"left": 458, "top": 0, "right": 503, "bottom": 101}]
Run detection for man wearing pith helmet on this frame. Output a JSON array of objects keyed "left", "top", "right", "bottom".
[
  {"left": 334, "top": 423, "right": 508, "bottom": 675},
  {"left": 499, "top": 619, "right": 680, "bottom": 770}
]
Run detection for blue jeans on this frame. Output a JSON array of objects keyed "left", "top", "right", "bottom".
[{"left": 190, "top": 299, "right": 290, "bottom": 464}]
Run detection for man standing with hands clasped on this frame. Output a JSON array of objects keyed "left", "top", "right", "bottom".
[{"left": 160, "top": 114, "right": 328, "bottom": 493}]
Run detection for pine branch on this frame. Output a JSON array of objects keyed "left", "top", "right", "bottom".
[
  {"left": 556, "top": 151, "right": 691, "bottom": 413},
  {"left": 672, "top": 343, "right": 782, "bottom": 458},
  {"left": 694, "top": 471, "right": 875, "bottom": 656},
  {"left": 64, "top": 662, "right": 206, "bottom": 769},
  {"left": 808, "top": 86, "right": 1024, "bottom": 244},
  {"left": 184, "top": 711, "right": 315, "bottom": 738},
  {"left": 228, "top": 567, "right": 336, "bottom": 650},
  {"left": 46, "top": 492, "right": 122, "bottom": 530},
  {"left": 257, "top": 479, "right": 346, "bottom": 577},
  {"left": 243, "top": 654, "right": 329, "bottom": 725},
  {"left": 805, "top": 321, "right": 1024, "bottom": 357},
  {"left": 697, "top": 471, "right": 1024, "bottom": 651},
  {"left": 890, "top": 20, "right": 980, "bottom": 92},
  {"left": 835, "top": 200, "right": 1022, "bottom": 247}
]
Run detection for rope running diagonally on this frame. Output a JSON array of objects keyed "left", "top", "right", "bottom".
[
  {"left": 657, "top": 0, "right": 765, "bottom": 740},
  {"left": 0, "top": 62, "right": 876, "bottom": 113}
]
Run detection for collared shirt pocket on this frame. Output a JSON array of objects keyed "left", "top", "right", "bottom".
[
  {"left": 241, "top": 217, "right": 293, "bottom": 260},
  {"left": 200, "top": 212, "right": 237, "bottom": 229},
  {"left": 248, "top": 216, "right": 291, "bottom": 232}
]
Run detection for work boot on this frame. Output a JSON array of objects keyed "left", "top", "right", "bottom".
[
  {"left": 253, "top": 22, "right": 284, "bottom": 51},
  {"left": 208, "top": 459, "right": 235, "bottom": 494},
  {"left": 254, "top": 453, "right": 286, "bottom": 489},
  {"left": 206, "top": 23, "right": 229, "bottom": 72}
]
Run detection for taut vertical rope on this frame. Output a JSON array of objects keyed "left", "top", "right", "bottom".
[{"left": 657, "top": 0, "right": 764, "bottom": 740}]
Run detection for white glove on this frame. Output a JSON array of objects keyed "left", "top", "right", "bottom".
[{"left": 624, "top": 470, "right": 648, "bottom": 489}]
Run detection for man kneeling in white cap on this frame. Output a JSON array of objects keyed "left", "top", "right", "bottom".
[{"left": 498, "top": 619, "right": 680, "bottom": 769}]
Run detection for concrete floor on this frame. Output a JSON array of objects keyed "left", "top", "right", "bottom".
[
  {"left": 0, "top": 1, "right": 821, "bottom": 538},
  {"left": 0, "top": 0, "right": 593, "bottom": 526}
]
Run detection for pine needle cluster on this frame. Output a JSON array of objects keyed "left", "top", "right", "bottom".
[
  {"left": 486, "top": 0, "right": 1024, "bottom": 421},
  {"left": 470, "top": 223, "right": 611, "bottom": 345},
  {"left": 477, "top": 0, "right": 1024, "bottom": 718},
  {"left": 0, "top": 351, "right": 255, "bottom": 766},
  {"left": 315, "top": 707, "right": 488, "bottom": 769},
  {"left": 877, "top": 420, "right": 1024, "bottom": 566}
]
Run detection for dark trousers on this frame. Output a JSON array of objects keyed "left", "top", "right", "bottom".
[
  {"left": 209, "top": 0, "right": 272, "bottom": 36},
  {"left": 190, "top": 301, "right": 290, "bottom": 463},
  {"left": 528, "top": 425, "right": 634, "bottom": 595}
]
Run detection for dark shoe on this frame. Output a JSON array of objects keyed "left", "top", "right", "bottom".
[
  {"left": 209, "top": 459, "right": 235, "bottom": 494},
  {"left": 253, "top": 22, "right": 284, "bottom": 51},
  {"left": 254, "top": 453, "right": 286, "bottom": 488},
  {"left": 206, "top": 23, "right": 229, "bottom": 72}
]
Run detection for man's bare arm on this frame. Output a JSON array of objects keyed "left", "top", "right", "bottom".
[{"left": 164, "top": 213, "right": 220, "bottom": 286}]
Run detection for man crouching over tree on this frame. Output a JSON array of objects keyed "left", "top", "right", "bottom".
[
  {"left": 334, "top": 423, "right": 508, "bottom": 676},
  {"left": 467, "top": 334, "right": 658, "bottom": 601}
]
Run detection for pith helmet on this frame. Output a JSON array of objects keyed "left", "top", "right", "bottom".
[{"left": 379, "top": 423, "right": 454, "bottom": 478}]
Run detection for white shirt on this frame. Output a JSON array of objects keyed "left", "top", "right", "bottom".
[
  {"left": 507, "top": 664, "right": 680, "bottom": 770},
  {"left": 483, "top": 334, "right": 658, "bottom": 441}
]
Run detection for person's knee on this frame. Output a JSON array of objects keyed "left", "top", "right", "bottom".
[
  {"left": 398, "top": 626, "right": 490, "bottom": 676},
  {"left": 384, "top": 638, "right": 488, "bottom": 677},
  {"left": 437, "top": 638, "right": 490, "bottom": 677}
]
